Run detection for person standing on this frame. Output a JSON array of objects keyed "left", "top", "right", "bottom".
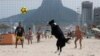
[
  {"left": 27, "top": 27, "right": 33, "bottom": 44},
  {"left": 15, "top": 22, "right": 25, "bottom": 48},
  {"left": 74, "top": 25, "right": 83, "bottom": 49},
  {"left": 36, "top": 27, "right": 41, "bottom": 43},
  {"left": 36, "top": 32, "right": 41, "bottom": 43}
]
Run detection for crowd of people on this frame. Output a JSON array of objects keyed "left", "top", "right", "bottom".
[
  {"left": 15, "top": 22, "right": 84, "bottom": 49},
  {"left": 15, "top": 22, "right": 53, "bottom": 48}
]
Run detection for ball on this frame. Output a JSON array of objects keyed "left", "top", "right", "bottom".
[{"left": 21, "top": 7, "right": 28, "bottom": 14}]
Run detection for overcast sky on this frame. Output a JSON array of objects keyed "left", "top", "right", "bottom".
[{"left": 0, "top": 0, "right": 100, "bottom": 19}]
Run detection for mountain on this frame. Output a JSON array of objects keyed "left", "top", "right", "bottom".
[
  {"left": 0, "top": 9, "right": 36, "bottom": 24},
  {"left": 0, "top": 0, "right": 78, "bottom": 30},
  {"left": 24, "top": 0, "right": 78, "bottom": 25}
]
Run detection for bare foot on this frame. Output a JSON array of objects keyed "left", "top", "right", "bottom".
[
  {"left": 15, "top": 46, "right": 17, "bottom": 48},
  {"left": 74, "top": 46, "right": 77, "bottom": 49},
  {"left": 80, "top": 47, "right": 82, "bottom": 49}
]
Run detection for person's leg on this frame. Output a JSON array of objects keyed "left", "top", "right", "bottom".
[
  {"left": 28, "top": 37, "right": 31, "bottom": 44},
  {"left": 21, "top": 38, "right": 24, "bottom": 48},
  {"left": 38, "top": 36, "right": 40, "bottom": 42},
  {"left": 28, "top": 39, "right": 29, "bottom": 45},
  {"left": 31, "top": 39, "right": 32, "bottom": 44},
  {"left": 15, "top": 37, "right": 18, "bottom": 48},
  {"left": 74, "top": 38, "right": 78, "bottom": 48},
  {"left": 37, "top": 35, "right": 40, "bottom": 42},
  {"left": 31, "top": 37, "right": 33, "bottom": 44},
  {"left": 79, "top": 38, "right": 82, "bottom": 49},
  {"left": 37, "top": 36, "right": 39, "bottom": 42},
  {"left": 45, "top": 35, "right": 47, "bottom": 39}
]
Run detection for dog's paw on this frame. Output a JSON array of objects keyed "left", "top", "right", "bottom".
[
  {"left": 58, "top": 53, "right": 60, "bottom": 56},
  {"left": 54, "top": 51, "right": 58, "bottom": 53}
]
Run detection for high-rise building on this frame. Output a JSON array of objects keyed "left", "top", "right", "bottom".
[
  {"left": 81, "top": 1, "right": 93, "bottom": 27},
  {"left": 94, "top": 7, "right": 100, "bottom": 26}
]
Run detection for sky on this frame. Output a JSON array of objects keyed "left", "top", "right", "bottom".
[{"left": 0, "top": 0, "right": 100, "bottom": 19}]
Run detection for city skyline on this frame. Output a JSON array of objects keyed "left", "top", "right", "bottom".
[{"left": 0, "top": 0, "right": 100, "bottom": 19}]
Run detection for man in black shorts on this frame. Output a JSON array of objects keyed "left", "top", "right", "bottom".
[{"left": 15, "top": 22, "right": 25, "bottom": 48}]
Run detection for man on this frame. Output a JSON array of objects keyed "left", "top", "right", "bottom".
[
  {"left": 74, "top": 25, "right": 83, "bottom": 49},
  {"left": 15, "top": 22, "right": 25, "bottom": 48}
]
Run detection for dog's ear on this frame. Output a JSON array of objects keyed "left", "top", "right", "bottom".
[{"left": 48, "top": 19, "right": 55, "bottom": 25}]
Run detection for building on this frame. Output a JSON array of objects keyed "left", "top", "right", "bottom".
[
  {"left": 94, "top": 7, "right": 100, "bottom": 26},
  {"left": 81, "top": 1, "right": 93, "bottom": 36},
  {"left": 81, "top": 1, "right": 93, "bottom": 27}
]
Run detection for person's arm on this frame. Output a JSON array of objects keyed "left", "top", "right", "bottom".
[
  {"left": 74, "top": 30, "right": 77, "bottom": 37},
  {"left": 23, "top": 27, "right": 25, "bottom": 36},
  {"left": 15, "top": 27, "right": 18, "bottom": 36},
  {"left": 81, "top": 31, "right": 84, "bottom": 37}
]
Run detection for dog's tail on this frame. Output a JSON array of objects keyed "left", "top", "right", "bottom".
[{"left": 64, "top": 38, "right": 71, "bottom": 43}]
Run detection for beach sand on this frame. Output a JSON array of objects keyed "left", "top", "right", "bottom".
[{"left": 0, "top": 37, "right": 100, "bottom": 56}]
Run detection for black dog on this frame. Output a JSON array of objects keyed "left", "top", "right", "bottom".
[{"left": 48, "top": 19, "right": 71, "bottom": 55}]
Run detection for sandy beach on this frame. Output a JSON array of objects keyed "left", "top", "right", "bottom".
[{"left": 0, "top": 37, "right": 100, "bottom": 56}]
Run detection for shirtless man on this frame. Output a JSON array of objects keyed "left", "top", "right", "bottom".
[{"left": 74, "top": 25, "right": 83, "bottom": 49}]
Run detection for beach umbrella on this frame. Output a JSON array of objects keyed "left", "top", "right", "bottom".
[{"left": 92, "top": 28, "right": 100, "bottom": 32}]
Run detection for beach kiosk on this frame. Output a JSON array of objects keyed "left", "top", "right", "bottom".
[
  {"left": 0, "top": 24, "right": 16, "bottom": 45},
  {"left": 0, "top": 34, "right": 15, "bottom": 45}
]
